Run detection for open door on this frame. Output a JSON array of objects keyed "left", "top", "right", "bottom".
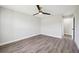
[{"left": 64, "top": 17, "right": 75, "bottom": 40}]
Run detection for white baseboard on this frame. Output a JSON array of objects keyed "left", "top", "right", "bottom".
[
  {"left": 64, "top": 33, "right": 72, "bottom": 36},
  {"left": 41, "top": 34, "right": 62, "bottom": 39},
  {"left": 0, "top": 34, "right": 40, "bottom": 46},
  {"left": 0, "top": 34, "right": 62, "bottom": 46}
]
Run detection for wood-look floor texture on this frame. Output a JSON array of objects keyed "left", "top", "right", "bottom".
[{"left": 0, "top": 35, "right": 78, "bottom": 53}]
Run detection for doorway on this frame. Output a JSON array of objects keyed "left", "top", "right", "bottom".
[{"left": 63, "top": 17, "right": 75, "bottom": 40}]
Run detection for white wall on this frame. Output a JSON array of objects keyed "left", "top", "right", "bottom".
[
  {"left": 0, "top": 7, "right": 64, "bottom": 45},
  {"left": 0, "top": 7, "right": 15, "bottom": 45},
  {"left": 64, "top": 18, "right": 73, "bottom": 35},
  {"left": 14, "top": 11, "right": 40, "bottom": 39},
  {"left": 0, "top": 7, "right": 1, "bottom": 37},
  {"left": 0, "top": 7, "right": 40, "bottom": 45},
  {"left": 74, "top": 8, "right": 79, "bottom": 49},
  {"left": 41, "top": 16, "right": 63, "bottom": 38}
]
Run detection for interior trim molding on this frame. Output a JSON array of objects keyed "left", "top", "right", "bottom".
[
  {"left": 40, "top": 34, "right": 62, "bottom": 39},
  {"left": 64, "top": 33, "right": 72, "bottom": 36}
]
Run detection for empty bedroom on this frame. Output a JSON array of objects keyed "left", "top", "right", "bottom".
[{"left": 0, "top": 5, "right": 79, "bottom": 53}]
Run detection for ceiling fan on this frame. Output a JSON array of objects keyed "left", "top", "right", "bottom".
[{"left": 33, "top": 5, "right": 51, "bottom": 16}]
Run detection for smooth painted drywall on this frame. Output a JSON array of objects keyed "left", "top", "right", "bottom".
[
  {"left": 74, "top": 9, "right": 79, "bottom": 49},
  {"left": 0, "top": 7, "right": 40, "bottom": 45},
  {"left": 41, "top": 16, "right": 63, "bottom": 38},
  {"left": 64, "top": 18, "right": 73, "bottom": 35},
  {"left": 14, "top": 11, "right": 40, "bottom": 39},
  {"left": 0, "top": 7, "right": 64, "bottom": 45},
  {"left": 0, "top": 7, "right": 15, "bottom": 44},
  {"left": 0, "top": 7, "right": 2, "bottom": 40}
]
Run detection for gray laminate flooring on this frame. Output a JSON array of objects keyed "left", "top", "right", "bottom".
[{"left": 0, "top": 35, "right": 78, "bottom": 53}]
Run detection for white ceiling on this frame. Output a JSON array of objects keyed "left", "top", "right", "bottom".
[{"left": 1, "top": 5, "right": 79, "bottom": 17}]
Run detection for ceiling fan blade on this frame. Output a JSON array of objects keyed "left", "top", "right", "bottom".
[
  {"left": 36, "top": 5, "right": 41, "bottom": 11},
  {"left": 42, "top": 12, "right": 51, "bottom": 15},
  {"left": 33, "top": 13, "right": 39, "bottom": 16},
  {"left": 33, "top": 5, "right": 52, "bottom": 16}
]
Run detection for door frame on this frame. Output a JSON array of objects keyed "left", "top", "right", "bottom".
[
  {"left": 73, "top": 16, "right": 75, "bottom": 41},
  {"left": 63, "top": 16, "right": 75, "bottom": 40}
]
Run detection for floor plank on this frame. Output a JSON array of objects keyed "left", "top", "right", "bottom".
[{"left": 0, "top": 35, "right": 78, "bottom": 53}]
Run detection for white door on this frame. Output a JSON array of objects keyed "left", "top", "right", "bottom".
[{"left": 71, "top": 17, "right": 73, "bottom": 39}]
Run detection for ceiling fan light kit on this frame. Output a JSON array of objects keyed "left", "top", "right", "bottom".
[{"left": 39, "top": 12, "right": 42, "bottom": 14}]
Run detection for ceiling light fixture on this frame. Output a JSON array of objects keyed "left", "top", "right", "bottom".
[{"left": 39, "top": 12, "right": 42, "bottom": 14}]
